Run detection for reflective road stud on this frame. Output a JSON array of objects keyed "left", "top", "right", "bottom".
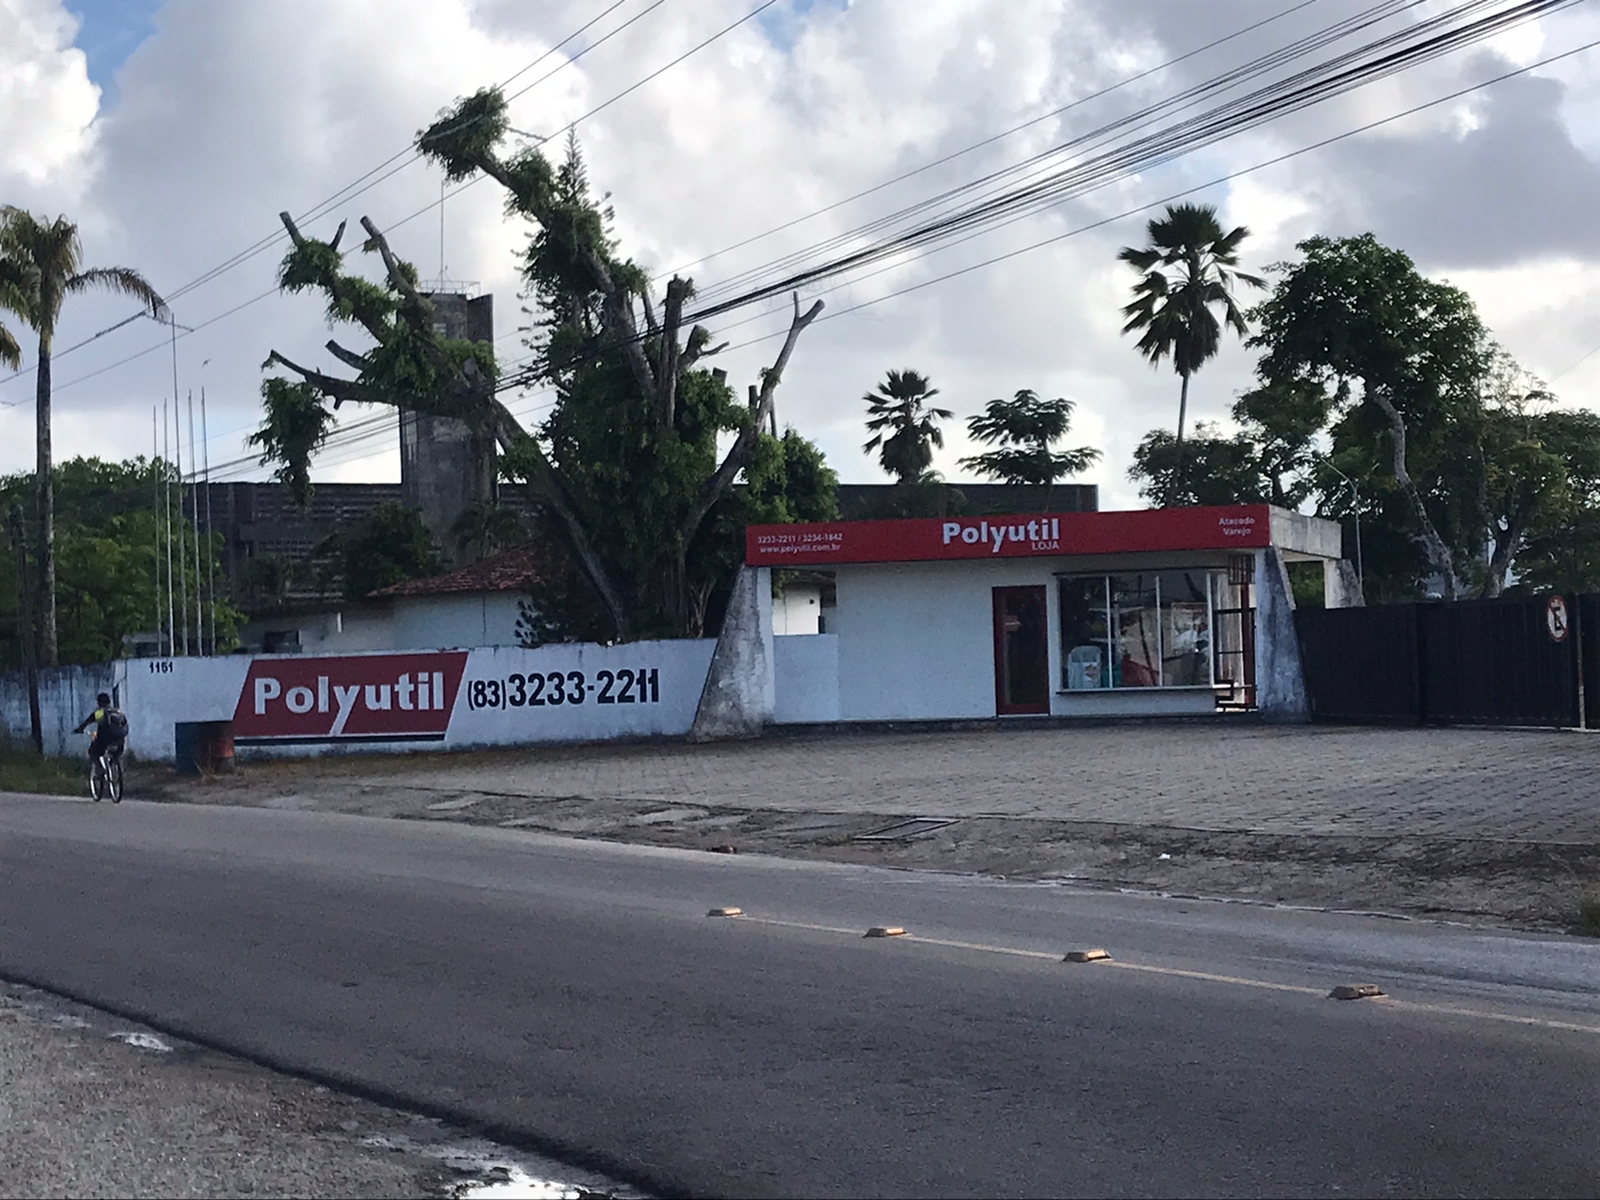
[
  {"left": 1329, "top": 983, "right": 1385, "bottom": 1000},
  {"left": 864, "top": 927, "right": 908, "bottom": 938},
  {"left": 706, "top": 907, "right": 744, "bottom": 918},
  {"left": 1064, "top": 949, "right": 1111, "bottom": 963}
]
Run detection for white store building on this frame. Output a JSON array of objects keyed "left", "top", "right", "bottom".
[{"left": 749, "top": 504, "right": 1353, "bottom": 723}]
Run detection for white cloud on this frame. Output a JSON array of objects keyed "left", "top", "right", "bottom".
[
  {"left": 0, "top": 0, "right": 1597, "bottom": 518},
  {"left": 0, "top": 0, "right": 99, "bottom": 205}
]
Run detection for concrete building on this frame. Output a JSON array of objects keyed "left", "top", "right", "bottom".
[
  {"left": 749, "top": 504, "right": 1351, "bottom": 723},
  {"left": 240, "top": 544, "right": 540, "bottom": 655},
  {"left": 402, "top": 291, "right": 498, "bottom": 566}
]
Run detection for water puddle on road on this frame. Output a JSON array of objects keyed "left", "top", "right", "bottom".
[{"left": 364, "top": 1134, "right": 637, "bottom": 1200}]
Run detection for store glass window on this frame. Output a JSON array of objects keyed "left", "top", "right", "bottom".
[{"left": 1059, "top": 571, "right": 1219, "bottom": 690}]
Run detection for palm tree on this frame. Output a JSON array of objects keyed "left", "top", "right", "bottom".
[
  {"left": 0, "top": 257, "right": 35, "bottom": 370},
  {"left": 0, "top": 209, "right": 167, "bottom": 665},
  {"left": 863, "top": 369, "right": 953, "bottom": 484},
  {"left": 1118, "top": 202, "right": 1263, "bottom": 506}
]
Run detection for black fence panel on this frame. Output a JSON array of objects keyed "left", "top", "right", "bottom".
[
  {"left": 1581, "top": 594, "right": 1600, "bottom": 730},
  {"left": 1296, "top": 595, "right": 1584, "bottom": 728},
  {"left": 1295, "top": 604, "right": 1420, "bottom": 723},
  {"left": 1417, "top": 597, "right": 1578, "bottom": 727}
]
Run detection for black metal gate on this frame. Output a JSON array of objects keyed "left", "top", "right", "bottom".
[{"left": 1295, "top": 595, "right": 1583, "bottom": 728}]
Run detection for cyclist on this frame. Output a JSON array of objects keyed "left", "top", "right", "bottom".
[{"left": 74, "top": 692, "right": 129, "bottom": 770}]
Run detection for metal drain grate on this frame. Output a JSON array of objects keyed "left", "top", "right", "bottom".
[{"left": 852, "top": 817, "right": 960, "bottom": 842}]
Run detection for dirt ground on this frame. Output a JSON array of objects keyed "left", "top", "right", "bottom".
[{"left": 130, "top": 727, "right": 1600, "bottom": 935}]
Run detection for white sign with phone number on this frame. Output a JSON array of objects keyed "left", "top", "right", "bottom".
[{"left": 443, "top": 640, "right": 716, "bottom": 749}]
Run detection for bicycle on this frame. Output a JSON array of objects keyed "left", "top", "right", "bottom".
[{"left": 88, "top": 737, "right": 124, "bottom": 804}]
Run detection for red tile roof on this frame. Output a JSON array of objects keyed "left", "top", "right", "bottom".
[{"left": 370, "top": 542, "right": 547, "bottom": 599}]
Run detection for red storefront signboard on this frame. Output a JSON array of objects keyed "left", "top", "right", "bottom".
[
  {"left": 745, "top": 505, "right": 1272, "bottom": 568},
  {"left": 232, "top": 651, "right": 469, "bottom": 745}
]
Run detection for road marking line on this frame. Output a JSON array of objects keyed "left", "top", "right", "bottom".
[
  {"left": 1372, "top": 996, "right": 1600, "bottom": 1036},
  {"left": 724, "top": 915, "right": 1600, "bottom": 1035},
  {"left": 1105, "top": 960, "right": 1326, "bottom": 997}
]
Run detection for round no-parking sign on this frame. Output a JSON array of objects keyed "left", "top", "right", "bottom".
[{"left": 1547, "top": 595, "right": 1570, "bottom": 643}]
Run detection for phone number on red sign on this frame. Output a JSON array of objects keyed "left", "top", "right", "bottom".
[{"left": 465, "top": 668, "right": 662, "bottom": 711}]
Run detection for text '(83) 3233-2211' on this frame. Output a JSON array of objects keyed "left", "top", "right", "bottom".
[{"left": 466, "top": 668, "right": 662, "bottom": 710}]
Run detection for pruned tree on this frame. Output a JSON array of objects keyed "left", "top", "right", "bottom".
[{"left": 252, "top": 87, "right": 824, "bottom": 640}]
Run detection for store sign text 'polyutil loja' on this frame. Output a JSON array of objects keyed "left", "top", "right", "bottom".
[{"left": 942, "top": 517, "right": 1062, "bottom": 553}]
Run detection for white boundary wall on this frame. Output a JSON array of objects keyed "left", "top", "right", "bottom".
[{"left": 3, "top": 642, "right": 716, "bottom": 763}]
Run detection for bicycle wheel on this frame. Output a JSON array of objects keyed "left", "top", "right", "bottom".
[
  {"left": 109, "top": 757, "right": 123, "bottom": 803},
  {"left": 89, "top": 758, "right": 104, "bottom": 802}
]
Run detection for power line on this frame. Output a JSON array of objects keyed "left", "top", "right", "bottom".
[
  {"left": 372, "top": 0, "right": 786, "bottom": 240},
  {"left": 680, "top": 0, "right": 1580, "bottom": 325},
  {"left": 0, "top": 0, "right": 764, "bottom": 423},
  {"left": 709, "top": 35, "right": 1600, "bottom": 358},
  {"left": 657, "top": 0, "right": 1338, "bottom": 283},
  {"left": 0, "top": 0, "right": 657, "bottom": 392}
]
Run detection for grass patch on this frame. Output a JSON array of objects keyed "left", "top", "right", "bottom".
[
  {"left": 1578, "top": 891, "right": 1600, "bottom": 937},
  {"left": 0, "top": 738, "right": 87, "bottom": 797}
]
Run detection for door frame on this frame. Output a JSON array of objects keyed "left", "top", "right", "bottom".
[{"left": 992, "top": 585, "right": 1051, "bottom": 716}]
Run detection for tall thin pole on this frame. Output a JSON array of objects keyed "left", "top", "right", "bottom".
[
  {"left": 152, "top": 406, "right": 162, "bottom": 654},
  {"left": 163, "top": 401, "right": 174, "bottom": 657},
  {"left": 202, "top": 386, "right": 215, "bottom": 655},
  {"left": 187, "top": 390, "right": 203, "bottom": 653},
  {"left": 174, "top": 401, "right": 188, "bottom": 655}
]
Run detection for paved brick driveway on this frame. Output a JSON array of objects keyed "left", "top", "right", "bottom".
[{"left": 385, "top": 723, "right": 1600, "bottom": 844}]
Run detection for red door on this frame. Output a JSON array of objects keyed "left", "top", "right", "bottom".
[{"left": 993, "top": 586, "right": 1050, "bottom": 715}]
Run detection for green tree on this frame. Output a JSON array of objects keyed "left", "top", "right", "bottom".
[
  {"left": 253, "top": 89, "right": 825, "bottom": 640},
  {"left": 959, "top": 389, "right": 1099, "bottom": 507},
  {"left": 451, "top": 501, "right": 526, "bottom": 562},
  {"left": 863, "top": 369, "right": 953, "bottom": 484},
  {"left": 1129, "top": 424, "right": 1268, "bottom": 508},
  {"left": 1249, "top": 234, "right": 1492, "bottom": 599},
  {"left": 317, "top": 503, "right": 441, "bottom": 601},
  {"left": 0, "top": 456, "right": 239, "bottom": 665},
  {"left": 0, "top": 209, "right": 166, "bottom": 665},
  {"left": 1118, "top": 202, "right": 1264, "bottom": 506}
]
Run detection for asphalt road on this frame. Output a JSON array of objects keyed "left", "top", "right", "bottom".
[{"left": 2, "top": 794, "right": 1598, "bottom": 1198}]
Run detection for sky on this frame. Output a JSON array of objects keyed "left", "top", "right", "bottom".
[{"left": 1, "top": 0, "right": 1598, "bottom": 510}]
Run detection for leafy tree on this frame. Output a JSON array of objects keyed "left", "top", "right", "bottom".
[
  {"left": 1118, "top": 202, "right": 1263, "bottom": 505},
  {"left": 1249, "top": 234, "right": 1492, "bottom": 599},
  {"left": 1512, "top": 407, "right": 1600, "bottom": 594},
  {"left": 863, "top": 369, "right": 953, "bottom": 484},
  {"left": 252, "top": 89, "right": 825, "bottom": 640},
  {"left": 0, "top": 457, "right": 239, "bottom": 666},
  {"left": 0, "top": 209, "right": 166, "bottom": 665},
  {"left": 451, "top": 501, "right": 526, "bottom": 562},
  {"left": 316, "top": 502, "right": 440, "bottom": 601},
  {"left": 959, "top": 389, "right": 1099, "bottom": 508},
  {"left": 1128, "top": 424, "right": 1270, "bottom": 508}
]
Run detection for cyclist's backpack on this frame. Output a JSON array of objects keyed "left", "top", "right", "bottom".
[{"left": 102, "top": 707, "right": 129, "bottom": 738}]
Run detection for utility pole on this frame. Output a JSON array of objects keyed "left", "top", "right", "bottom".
[
  {"left": 152, "top": 406, "right": 163, "bottom": 654},
  {"left": 173, "top": 401, "right": 188, "bottom": 655},
  {"left": 201, "top": 385, "right": 216, "bottom": 655},
  {"left": 1321, "top": 458, "right": 1364, "bottom": 594},
  {"left": 163, "top": 401, "right": 174, "bottom": 656},
  {"left": 9, "top": 507, "right": 41, "bottom": 753},
  {"left": 188, "top": 390, "right": 203, "bottom": 653}
]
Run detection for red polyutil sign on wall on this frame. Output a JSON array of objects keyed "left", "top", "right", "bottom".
[
  {"left": 232, "top": 652, "right": 469, "bottom": 745},
  {"left": 745, "top": 505, "right": 1272, "bottom": 568}
]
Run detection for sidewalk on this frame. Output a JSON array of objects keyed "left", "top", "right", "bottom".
[{"left": 146, "top": 723, "right": 1600, "bottom": 932}]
